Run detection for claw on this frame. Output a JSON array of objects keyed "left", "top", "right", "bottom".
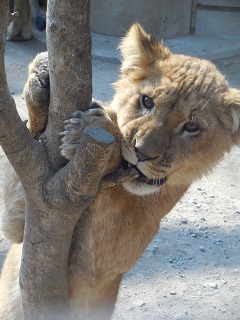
[
  {"left": 59, "top": 131, "right": 69, "bottom": 136},
  {"left": 69, "top": 118, "right": 82, "bottom": 124}
]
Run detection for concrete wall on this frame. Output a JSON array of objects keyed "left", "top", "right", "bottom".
[
  {"left": 196, "top": 10, "right": 240, "bottom": 37},
  {"left": 90, "top": 0, "right": 193, "bottom": 38},
  {"left": 196, "top": 0, "right": 240, "bottom": 37},
  {"left": 198, "top": 0, "right": 240, "bottom": 6}
]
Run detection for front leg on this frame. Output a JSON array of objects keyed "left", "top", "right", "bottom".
[
  {"left": 7, "top": 0, "right": 32, "bottom": 41},
  {"left": 24, "top": 52, "right": 50, "bottom": 139},
  {"left": 60, "top": 102, "right": 122, "bottom": 176}
]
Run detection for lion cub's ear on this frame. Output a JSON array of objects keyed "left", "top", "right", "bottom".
[
  {"left": 223, "top": 87, "right": 240, "bottom": 144},
  {"left": 119, "top": 23, "right": 171, "bottom": 79}
]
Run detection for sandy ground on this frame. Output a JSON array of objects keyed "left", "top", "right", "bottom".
[{"left": 0, "top": 38, "right": 239, "bottom": 320}]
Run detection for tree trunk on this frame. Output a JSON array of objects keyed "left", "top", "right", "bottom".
[
  {"left": 45, "top": 0, "right": 92, "bottom": 167},
  {"left": 20, "top": 128, "right": 116, "bottom": 320},
  {"left": 0, "top": 0, "right": 117, "bottom": 319}
]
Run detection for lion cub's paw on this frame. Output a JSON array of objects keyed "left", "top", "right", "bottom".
[
  {"left": 60, "top": 101, "right": 113, "bottom": 160},
  {"left": 24, "top": 68, "right": 50, "bottom": 107},
  {"left": 24, "top": 52, "right": 49, "bottom": 110}
]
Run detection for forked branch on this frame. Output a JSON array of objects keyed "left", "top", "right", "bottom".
[{"left": 0, "top": 0, "right": 45, "bottom": 183}]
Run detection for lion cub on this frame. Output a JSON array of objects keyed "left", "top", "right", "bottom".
[{"left": 0, "top": 24, "right": 240, "bottom": 320}]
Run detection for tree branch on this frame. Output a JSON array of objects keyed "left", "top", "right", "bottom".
[
  {"left": 44, "top": 127, "right": 116, "bottom": 208},
  {"left": 45, "top": 0, "right": 92, "bottom": 168},
  {"left": 0, "top": 0, "right": 46, "bottom": 183},
  {"left": 17, "top": 1, "right": 113, "bottom": 318}
]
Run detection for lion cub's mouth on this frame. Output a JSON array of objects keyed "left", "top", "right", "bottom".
[{"left": 122, "top": 160, "right": 167, "bottom": 186}]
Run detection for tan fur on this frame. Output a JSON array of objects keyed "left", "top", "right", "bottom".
[
  {"left": 1, "top": 23, "right": 240, "bottom": 319},
  {"left": 24, "top": 51, "right": 49, "bottom": 138},
  {"left": 1, "top": 165, "right": 25, "bottom": 244}
]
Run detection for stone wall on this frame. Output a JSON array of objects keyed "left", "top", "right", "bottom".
[
  {"left": 196, "top": 0, "right": 240, "bottom": 37},
  {"left": 90, "top": 0, "right": 193, "bottom": 38}
]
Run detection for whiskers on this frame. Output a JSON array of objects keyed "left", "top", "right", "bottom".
[
  {"left": 199, "top": 98, "right": 210, "bottom": 112},
  {"left": 191, "top": 99, "right": 205, "bottom": 112},
  {"left": 191, "top": 98, "right": 210, "bottom": 113},
  {"left": 195, "top": 115, "right": 209, "bottom": 129},
  {"left": 171, "top": 170, "right": 191, "bottom": 183},
  {"left": 190, "top": 98, "right": 210, "bottom": 129}
]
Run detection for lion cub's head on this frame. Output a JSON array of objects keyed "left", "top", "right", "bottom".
[{"left": 111, "top": 24, "right": 240, "bottom": 196}]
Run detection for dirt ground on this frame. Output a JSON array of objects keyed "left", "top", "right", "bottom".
[{"left": 0, "top": 38, "right": 239, "bottom": 320}]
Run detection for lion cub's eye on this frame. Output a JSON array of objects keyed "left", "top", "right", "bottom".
[
  {"left": 140, "top": 94, "right": 154, "bottom": 109},
  {"left": 183, "top": 122, "right": 200, "bottom": 133}
]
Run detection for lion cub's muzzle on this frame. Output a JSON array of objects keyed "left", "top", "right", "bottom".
[
  {"left": 121, "top": 134, "right": 168, "bottom": 195},
  {"left": 122, "top": 159, "right": 167, "bottom": 187}
]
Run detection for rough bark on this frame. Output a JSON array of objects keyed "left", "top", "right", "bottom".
[
  {"left": 45, "top": 0, "right": 92, "bottom": 167},
  {"left": 20, "top": 128, "right": 115, "bottom": 320},
  {"left": 0, "top": 0, "right": 117, "bottom": 319}
]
